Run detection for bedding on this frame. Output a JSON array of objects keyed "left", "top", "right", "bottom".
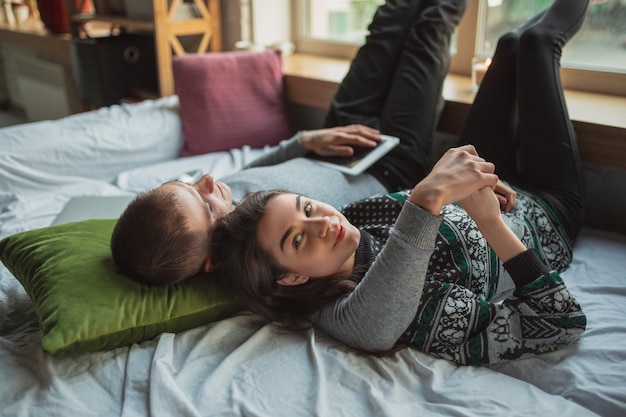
[{"left": 1, "top": 97, "right": 625, "bottom": 416}]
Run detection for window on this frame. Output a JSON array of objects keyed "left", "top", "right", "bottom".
[
  {"left": 293, "top": 0, "right": 382, "bottom": 58},
  {"left": 478, "top": 0, "right": 626, "bottom": 73},
  {"left": 304, "top": 0, "right": 383, "bottom": 43},
  {"left": 476, "top": 0, "right": 626, "bottom": 95},
  {"left": 294, "top": 0, "right": 626, "bottom": 96}
]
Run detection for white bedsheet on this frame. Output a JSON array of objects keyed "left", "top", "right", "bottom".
[
  {"left": 1, "top": 228, "right": 624, "bottom": 416},
  {"left": 1, "top": 98, "right": 625, "bottom": 416}
]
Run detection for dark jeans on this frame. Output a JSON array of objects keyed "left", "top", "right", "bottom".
[
  {"left": 323, "top": 0, "right": 468, "bottom": 191},
  {"left": 461, "top": 0, "right": 588, "bottom": 242}
]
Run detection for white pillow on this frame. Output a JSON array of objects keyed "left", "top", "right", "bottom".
[{"left": 0, "top": 96, "right": 183, "bottom": 183}]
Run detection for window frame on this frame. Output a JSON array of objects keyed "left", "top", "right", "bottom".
[{"left": 293, "top": 0, "right": 626, "bottom": 97}]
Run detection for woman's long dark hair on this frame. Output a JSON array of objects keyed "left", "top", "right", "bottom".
[{"left": 210, "top": 190, "right": 358, "bottom": 328}]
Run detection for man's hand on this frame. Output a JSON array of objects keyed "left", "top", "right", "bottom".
[
  {"left": 409, "top": 145, "right": 499, "bottom": 215},
  {"left": 299, "top": 125, "right": 380, "bottom": 157}
]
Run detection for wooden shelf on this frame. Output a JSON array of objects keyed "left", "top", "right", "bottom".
[
  {"left": 0, "top": 21, "right": 81, "bottom": 115},
  {"left": 71, "top": 13, "right": 156, "bottom": 31},
  {"left": 64, "top": 0, "right": 222, "bottom": 97}
]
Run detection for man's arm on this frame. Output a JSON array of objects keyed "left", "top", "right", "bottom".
[
  {"left": 244, "top": 125, "right": 381, "bottom": 169},
  {"left": 243, "top": 133, "right": 309, "bottom": 169}
]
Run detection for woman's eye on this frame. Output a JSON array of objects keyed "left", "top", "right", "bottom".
[
  {"left": 304, "top": 203, "right": 312, "bottom": 217},
  {"left": 294, "top": 234, "right": 303, "bottom": 249}
]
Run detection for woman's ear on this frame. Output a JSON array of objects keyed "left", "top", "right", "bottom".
[{"left": 276, "top": 273, "right": 309, "bottom": 286}]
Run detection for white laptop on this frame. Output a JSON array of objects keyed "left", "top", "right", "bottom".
[{"left": 52, "top": 195, "right": 135, "bottom": 226}]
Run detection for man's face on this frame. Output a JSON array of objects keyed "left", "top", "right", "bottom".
[{"left": 161, "top": 173, "right": 233, "bottom": 249}]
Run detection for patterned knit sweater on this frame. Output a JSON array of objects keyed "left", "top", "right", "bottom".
[{"left": 314, "top": 188, "right": 586, "bottom": 365}]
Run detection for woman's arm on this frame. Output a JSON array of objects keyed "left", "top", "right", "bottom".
[
  {"left": 460, "top": 186, "right": 527, "bottom": 263},
  {"left": 316, "top": 146, "right": 501, "bottom": 352},
  {"left": 316, "top": 202, "right": 442, "bottom": 352}
]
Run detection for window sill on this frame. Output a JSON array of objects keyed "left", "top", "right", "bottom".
[{"left": 283, "top": 53, "right": 626, "bottom": 170}]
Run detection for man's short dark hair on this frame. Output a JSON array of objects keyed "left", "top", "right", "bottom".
[{"left": 111, "top": 188, "right": 209, "bottom": 285}]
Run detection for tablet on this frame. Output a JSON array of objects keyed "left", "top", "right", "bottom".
[{"left": 305, "top": 134, "right": 400, "bottom": 175}]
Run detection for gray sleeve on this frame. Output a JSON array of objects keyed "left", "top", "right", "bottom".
[
  {"left": 316, "top": 202, "right": 442, "bottom": 352},
  {"left": 243, "top": 132, "right": 309, "bottom": 168}
]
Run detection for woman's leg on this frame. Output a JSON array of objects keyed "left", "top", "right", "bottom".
[
  {"left": 462, "top": 0, "right": 588, "bottom": 242},
  {"left": 460, "top": 10, "right": 547, "bottom": 181},
  {"left": 367, "top": 0, "right": 469, "bottom": 190},
  {"left": 516, "top": 0, "right": 589, "bottom": 242}
]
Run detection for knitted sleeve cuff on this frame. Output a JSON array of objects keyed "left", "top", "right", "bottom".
[
  {"left": 503, "top": 249, "right": 551, "bottom": 288},
  {"left": 391, "top": 201, "right": 442, "bottom": 251}
]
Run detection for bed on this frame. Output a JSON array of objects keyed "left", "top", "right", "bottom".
[{"left": 1, "top": 94, "right": 626, "bottom": 417}]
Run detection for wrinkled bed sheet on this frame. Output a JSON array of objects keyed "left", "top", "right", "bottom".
[{"left": 1, "top": 229, "right": 625, "bottom": 416}]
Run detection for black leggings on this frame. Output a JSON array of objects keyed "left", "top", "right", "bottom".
[
  {"left": 323, "top": 0, "right": 468, "bottom": 191},
  {"left": 461, "top": 0, "right": 588, "bottom": 242}
]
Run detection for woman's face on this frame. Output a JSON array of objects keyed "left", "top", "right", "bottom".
[{"left": 257, "top": 193, "right": 361, "bottom": 281}]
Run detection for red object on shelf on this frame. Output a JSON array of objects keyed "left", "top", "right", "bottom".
[{"left": 36, "top": 0, "right": 92, "bottom": 34}]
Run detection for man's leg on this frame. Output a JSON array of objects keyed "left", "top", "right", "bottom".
[
  {"left": 370, "top": 0, "right": 468, "bottom": 191},
  {"left": 324, "top": 0, "right": 425, "bottom": 129}
]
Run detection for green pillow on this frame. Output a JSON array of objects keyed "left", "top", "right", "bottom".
[{"left": 0, "top": 219, "right": 243, "bottom": 355}]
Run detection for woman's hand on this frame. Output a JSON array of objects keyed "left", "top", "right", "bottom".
[
  {"left": 461, "top": 186, "right": 527, "bottom": 263},
  {"left": 409, "top": 145, "right": 499, "bottom": 215},
  {"left": 299, "top": 125, "right": 380, "bottom": 157},
  {"left": 453, "top": 181, "right": 515, "bottom": 222},
  {"left": 459, "top": 186, "right": 501, "bottom": 226},
  {"left": 494, "top": 180, "right": 517, "bottom": 213}
]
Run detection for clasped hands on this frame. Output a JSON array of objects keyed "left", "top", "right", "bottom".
[{"left": 410, "top": 145, "right": 516, "bottom": 222}]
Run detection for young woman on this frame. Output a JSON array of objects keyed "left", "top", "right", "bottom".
[{"left": 210, "top": 0, "right": 589, "bottom": 366}]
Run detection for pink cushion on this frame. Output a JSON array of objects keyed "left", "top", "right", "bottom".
[{"left": 173, "top": 50, "right": 294, "bottom": 156}]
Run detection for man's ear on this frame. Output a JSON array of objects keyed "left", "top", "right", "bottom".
[
  {"left": 203, "top": 257, "right": 213, "bottom": 273},
  {"left": 276, "top": 273, "right": 309, "bottom": 287}
]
